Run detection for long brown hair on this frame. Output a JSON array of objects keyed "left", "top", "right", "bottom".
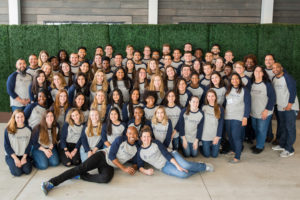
[
  {"left": 148, "top": 74, "right": 165, "bottom": 98},
  {"left": 37, "top": 110, "right": 58, "bottom": 145},
  {"left": 204, "top": 89, "right": 221, "bottom": 119},
  {"left": 86, "top": 109, "right": 102, "bottom": 137},
  {"left": 53, "top": 89, "right": 69, "bottom": 119},
  {"left": 7, "top": 110, "right": 25, "bottom": 134},
  {"left": 50, "top": 72, "right": 67, "bottom": 89}
]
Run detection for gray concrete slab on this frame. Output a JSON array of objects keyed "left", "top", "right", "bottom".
[{"left": 1, "top": 122, "right": 300, "bottom": 200}]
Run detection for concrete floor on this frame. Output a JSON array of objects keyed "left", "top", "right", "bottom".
[{"left": 1, "top": 121, "right": 300, "bottom": 200}]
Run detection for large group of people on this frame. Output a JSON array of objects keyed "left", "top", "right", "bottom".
[{"left": 4, "top": 43, "right": 299, "bottom": 195}]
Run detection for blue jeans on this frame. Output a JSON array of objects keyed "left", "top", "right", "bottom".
[
  {"left": 172, "top": 137, "right": 180, "bottom": 151},
  {"left": 80, "top": 146, "right": 89, "bottom": 162},
  {"left": 182, "top": 140, "right": 198, "bottom": 157},
  {"left": 32, "top": 147, "right": 59, "bottom": 170},
  {"left": 11, "top": 106, "right": 26, "bottom": 112},
  {"left": 5, "top": 155, "right": 32, "bottom": 176},
  {"left": 225, "top": 120, "right": 243, "bottom": 160},
  {"left": 277, "top": 110, "right": 297, "bottom": 153},
  {"left": 252, "top": 115, "right": 272, "bottom": 149},
  {"left": 202, "top": 140, "right": 220, "bottom": 158},
  {"left": 161, "top": 151, "right": 206, "bottom": 178}
]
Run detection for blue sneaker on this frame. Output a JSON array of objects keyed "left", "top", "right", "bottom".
[
  {"left": 41, "top": 181, "right": 54, "bottom": 195},
  {"left": 73, "top": 175, "right": 80, "bottom": 180}
]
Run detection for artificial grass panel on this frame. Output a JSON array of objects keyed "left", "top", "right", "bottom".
[
  {"left": 109, "top": 24, "right": 160, "bottom": 56},
  {"left": 59, "top": 24, "right": 109, "bottom": 60},
  {"left": 0, "top": 25, "right": 10, "bottom": 111},
  {"left": 209, "top": 24, "right": 259, "bottom": 62},
  {"left": 257, "top": 24, "right": 295, "bottom": 72},
  {"left": 9, "top": 25, "right": 59, "bottom": 69},
  {"left": 159, "top": 24, "right": 209, "bottom": 53},
  {"left": 292, "top": 25, "right": 300, "bottom": 96}
]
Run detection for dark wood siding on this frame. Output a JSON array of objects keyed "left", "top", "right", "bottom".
[
  {"left": 158, "top": 0, "right": 262, "bottom": 24},
  {"left": 273, "top": 0, "right": 300, "bottom": 24},
  {"left": 21, "top": 0, "right": 148, "bottom": 24}
]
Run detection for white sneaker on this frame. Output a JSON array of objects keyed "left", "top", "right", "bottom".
[
  {"left": 272, "top": 145, "right": 284, "bottom": 151},
  {"left": 280, "top": 150, "right": 294, "bottom": 158},
  {"left": 205, "top": 163, "right": 214, "bottom": 172}
]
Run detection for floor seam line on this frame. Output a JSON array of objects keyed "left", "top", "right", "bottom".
[
  {"left": 200, "top": 173, "right": 213, "bottom": 200},
  {"left": 13, "top": 169, "right": 38, "bottom": 200}
]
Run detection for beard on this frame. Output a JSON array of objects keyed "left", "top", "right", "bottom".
[{"left": 19, "top": 68, "right": 27, "bottom": 75}]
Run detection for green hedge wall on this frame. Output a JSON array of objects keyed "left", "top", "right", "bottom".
[{"left": 1, "top": 24, "right": 300, "bottom": 112}]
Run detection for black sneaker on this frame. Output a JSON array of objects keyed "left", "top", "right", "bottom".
[
  {"left": 250, "top": 145, "right": 256, "bottom": 151},
  {"left": 252, "top": 147, "right": 263, "bottom": 154},
  {"left": 272, "top": 139, "right": 279, "bottom": 145}
]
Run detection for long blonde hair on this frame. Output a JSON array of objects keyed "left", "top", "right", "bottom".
[
  {"left": 148, "top": 74, "right": 165, "bottom": 98},
  {"left": 152, "top": 106, "right": 168, "bottom": 125},
  {"left": 90, "top": 90, "right": 107, "bottom": 122},
  {"left": 65, "top": 108, "right": 84, "bottom": 126},
  {"left": 90, "top": 69, "right": 108, "bottom": 93},
  {"left": 86, "top": 109, "right": 102, "bottom": 137},
  {"left": 6, "top": 110, "right": 25, "bottom": 134}
]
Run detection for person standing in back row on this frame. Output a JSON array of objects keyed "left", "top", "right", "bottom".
[{"left": 7, "top": 59, "right": 32, "bottom": 111}]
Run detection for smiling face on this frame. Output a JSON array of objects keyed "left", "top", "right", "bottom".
[
  {"left": 53, "top": 75, "right": 62, "bottom": 87},
  {"left": 155, "top": 108, "right": 165, "bottom": 122},
  {"left": 166, "top": 67, "right": 175, "bottom": 79},
  {"left": 211, "top": 74, "right": 220, "bottom": 87},
  {"left": 75, "top": 95, "right": 85, "bottom": 108},
  {"left": 126, "top": 127, "right": 138, "bottom": 145},
  {"left": 140, "top": 131, "right": 152, "bottom": 147},
  {"left": 167, "top": 92, "right": 176, "bottom": 104},
  {"left": 80, "top": 63, "right": 89, "bottom": 73},
  {"left": 134, "top": 107, "right": 143, "bottom": 120},
  {"left": 61, "top": 63, "right": 70, "bottom": 73},
  {"left": 38, "top": 92, "right": 46, "bottom": 106},
  {"left": 29, "top": 55, "right": 38, "bottom": 67},
  {"left": 145, "top": 96, "right": 155, "bottom": 107},
  {"left": 189, "top": 97, "right": 199, "bottom": 111},
  {"left": 178, "top": 80, "right": 186, "bottom": 93},
  {"left": 112, "top": 91, "right": 120, "bottom": 103},
  {"left": 206, "top": 92, "right": 216, "bottom": 106},
  {"left": 77, "top": 75, "right": 86, "bottom": 87},
  {"left": 16, "top": 59, "right": 27, "bottom": 73},
  {"left": 110, "top": 110, "right": 119, "bottom": 123},
  {"left": 37, "top": 72, "right": 46, "bottom": 84},
  {"left": 96, "top": 72, "right": 104, "bottom": 84},
  {"left": 46, "top": 112, "right": 54, "bottom": 127},
  {"left": 96, "top": 91, "right": 105, "bottom": 104},
  {"left": 126, "top": 60, "right": 134, "bottom": 70},
  {"left": 15, "top": 112, "right": 25, "bottom": 127},
  {"left": 131, "top": 90, "right": 139, "bottom": 102},
  {"left": 272, "top": 63, "right": 283, "bottom": 76},
  {"left": 191, "top": 74, "right": 199, "bottom": 85},
  {"left": 231, "top": 74, "right": 240, "bottom": 88},
  {"left": 234, "top": 63, "right": 245, "bottom": 75},
  {"left": 71, "top": 110, "right": 80, "bottom": 125},
  {"left": 95, "top": 55, "right": 102, "bottom": 65},
  {"left": 90, "top": 110, "right": 99, "bottom": 125},
  {"left": 253, "top": 67, "right": 264, "bottom": 81},
  {"left": 59, "top": 91, "right": 67, "bottom": 105},
  {"left": 264, "top": 55, "right": 275, "bottom": 69},
  {"left": 139, "top": 69, "right": 147, "bottom": 80},
  {"left": 41, "top": 52, "right": 49, "bottom": 63},
  {"left": 116, "top": 69, "right": 125, "bottom": 80}
]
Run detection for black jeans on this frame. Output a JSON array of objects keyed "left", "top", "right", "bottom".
[
  {"left": 59, "top": 143, "right": 81, "bottom": 166},
  {"left": 50, "top": 151, "right": 114, "bottom": 186}
]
